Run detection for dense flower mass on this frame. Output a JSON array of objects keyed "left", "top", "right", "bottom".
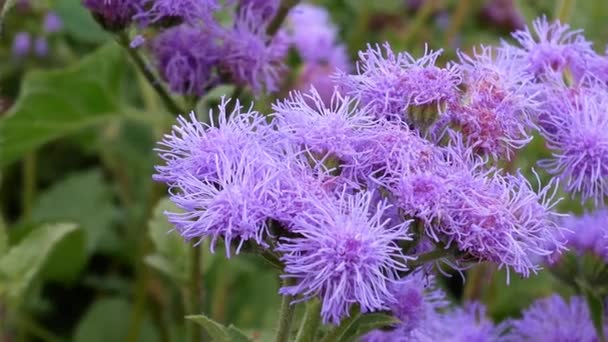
[
  {"left": 150, "top": 11, "right": 608, "bottom": 330},
  {"left": 82, "top": 0, "right": 144, "bottom": 30},
  {"left": 559, "top": 209, "right": 608, "bottom": 262},
  {"left": 503, "top": 295, "right": 606, "bottom": 341}
]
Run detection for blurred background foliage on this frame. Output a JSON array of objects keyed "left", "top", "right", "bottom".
[{"left": 0, "top": 0, "right": 606, "bottom": 340}]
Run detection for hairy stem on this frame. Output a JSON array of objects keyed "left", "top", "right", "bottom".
[
  {"left": 275, "top": 277, "right": 297, "bottom": 342},
  {"left": 115, "top": 32, "right": 184, "bottom": 115},
  {"left": 295, "top": 299, "right": 321, "bottom": 342},
  {"left": 266, "top": 0, "right": 301, "bottom": 36},
  {"left": 188, "top": 244, "right": 203, "bottom": 342}
]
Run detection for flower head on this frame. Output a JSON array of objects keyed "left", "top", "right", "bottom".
[
  {"left": 219, "top": 8, "right": 288, "bottom": 94},
  {"left": 277, "top": 190, "right": 412, "bottom": 324},
  {"left": 538, "top": 88, "right": 608, "bottom": 204},
  {"left": 504, "top": 295, "right": 605, "bottom": 342},
  {"left": 34, "top": 37, "right": 49, "bottom": 57},
  {"left": 443, "top": 45, "right": 538, "bottom": 159},
  {"left": 238, "top": 0, "right": 279, "bottom": 21},
  {"left": 82, "top": 0, "right": 143, "bottom": 30},
  {"left": 166, "top": 153, "right": 280, "bottom": 257},
  {"left": 560, "top": 209, "right": 608, "bottom": 262},
  {"left": 507, "top": 16, "right": 595, "bottom": 77},
  {"left": 154, "top": 98, "right": 276, "bottom": 185},
  {"left": 337, "top": 43, "right": 461, "bottom": 119},
  {"left": 43, "top": 11, "right": 63, "bottom": 33},
  {"left": 12, "top": 31, "right": 31, "bottom": 57},
  {"left": 152, "top": 24, "right": 219, "bottom": 96},
  {"left": 134, "top": 0, "right": 219, "bottom": 26}
]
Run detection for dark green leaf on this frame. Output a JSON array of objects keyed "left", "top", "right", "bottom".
[
  {"left": 185, "top": 314, "right": 230, "bottom": 342},
  {"left": 580, "top": 285, "right": 606, "bottom": 342},
  {"left": 343, "top": 313, "right": 400, "bottom": 341},
  {"left": 0, "top": 215, "right": 6, "bottom": 256},
  {"left": 0, "top": 223, "right": 78, "bottom": 303},
  {"left": 0, "top": 44, "right": 127, "bottom": 166},
  {"left": 74, "top": 298, "right": 159, "bottom": 342}
]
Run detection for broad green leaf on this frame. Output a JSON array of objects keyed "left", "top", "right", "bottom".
[
  {"left": 578, "top": 281, "right": 607, "bottom": 342},
  {"left": 186, "top": 314, "right": 230, "bottom": 341},
  {"left": 74, "top": 298, "right": 159, "bottom": 342},
  {"left": 53, "top": 0, "right": 110, "bottom": 43},
  {"left": 227, "top": 325, "right": 253, "bottom": 342},
  {"left": 146, "top": 198, "right": 189, "bottom": 284},
  {"left": 0, "top": 43, "right": 127, "bottom": 166},
  {"left": 31, "top": 169, "right": 118, "bottom": 253},
  {"left": 0, "top": 223, "right": 78, "bottom": 303}
]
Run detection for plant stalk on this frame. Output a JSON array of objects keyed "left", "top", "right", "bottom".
[
  {"left": 275, "top": 277, "right": 297, "bottom": 342},
  {"left": 294, "top": 299, "right": 321, "bottom": 342}
]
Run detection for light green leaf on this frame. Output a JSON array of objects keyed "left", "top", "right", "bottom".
[
  {"left": 0, "top": 223, "right": 78, "bottom": 303},
  {"left": 146, "top": 198, "right": 189, "bottom": 284},
  {"left": 53, "top": 0, "right": 110, "bottom": 43},
  {"left": 31, "top": 169, "right": 118, "bottom": 253},
  {"left": 340, "top": 313, "right": 400, "bottom": 341},
  {"left": 186, "top": 314, "right": 230, "bottom": 342},
  {"left": 227, "top": 325, "right": 253, "bottom": 342},
  {"left": 0, "top": 43, "right": 127, "bottom": 166},
  {"left": 74, "top": 298, "right": 159, "bottom": 342}
]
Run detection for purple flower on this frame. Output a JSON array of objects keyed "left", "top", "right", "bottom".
[
  {"left": 154, "top": 98, "right": 276, "bottom": 185},
  {"left": 277, "top": 190, "right": 413, "bottom": 324},
  {"left": 441, "top": 45, "right": 538, "bottom": 159},
  {"left": 43, "top": 11, "right": 63, "bottom": 33},
  {"left": 34, "top": 37, "right": 49, "bottom": 57},
  {"left": 560, "top": 209, "right": 608, "bottom": 262},
  {"left": 507, "top": 16, "right": 595, "bottom": 77},
  {"left": 538, "top": 88, "right": 608, "bottom": 205},
  {"left": 152, "top": 24, "right": 219, "bottom": 96},
  {"left": 337, "top": 43, "right": 461, "bottom": 119},
  {"left": 271, "top": 89, "right": 374, "bottom": 167},
  {"left": 166, "top": 153, "right": 280, "bottom": 257},
  {"left": 288, "top": 4, "right": 347, "bottom": 66},
  {"left": 12, "top": 31, "right": 31, "bottom": 57},
  {"left": 82, "top": 0, "right": 143, "bottom": 30},
  {"left": 239, "top": 0, "right": 279, "bottom": 21},
  {"left": 295, "top": 62, "right": 341, "bottom": 106},
  {"left": 480, "top": 0, "right": 525, "bottom": 32},
  {"left": 134, "top": 0, "right": 219, "bottom": 26},
  {"left": 130, "top": 34, "right": 145, "bottom": 49},
  {"left": 503, "top": 295, "right": 604, "bottom": 342},
  {"left": 219, "top": 8, "right": 288, "bottom": 94}
]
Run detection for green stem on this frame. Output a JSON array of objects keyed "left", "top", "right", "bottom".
[
  {"left": 115, "top": 32, "right": 184, "bottom": 115},
  {"left": 294, "top": 299, "right": 321, "bottom": 342},
  {"left": 555, "top": 0, "right": 575, "bottom": 22},
  {"left": 188, "top": 244, "right": 203, "bottom": 342},
  {"left": 403, "top": 0, "right": 436, "bottom": 46},
  {"left": 320, "top": 308, "right": 361, "bottom": 342},
  {"left": 21, "top": 152, "right": 36, "bottom": 221},
  {"left": 275, "top": 277, "right": 297, "bottom": 342},
  {"left": 408, "top": 247, "right": 451, "bottom": 268},
  {"left": 445, "top": 0, "right": 470, "bottom": 47}
]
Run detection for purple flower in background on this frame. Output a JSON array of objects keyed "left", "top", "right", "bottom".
[
  {"left": 504, "top": 295, "right": 604, "bottom": 342},
  {"left": 219, "top": 8, "right": 288, "bottom": 94},
  {"left": 134, "top": 0, "right": 219, "bottom": 26},
  {"left": 152, "top": 24, "right": 219, "bottom": 96},
  {"left": 82, "top": 0, "right": 143, "bottom": 30},
  {"left": 272, "top": 89, "right": 374, "bottom": 166},
  {"left": 560, "top": 209, "right": 608, "bottom": 262},
  {"left": 12, "top": 31, "right": 31, "bottom": 57},
  {"left": 507, "top": 16, "right": 595, "bottom": 77},
  {"left": 538, "top": 88, "right": 608, "bottom": 205},
  {"left": 337, "top": 43, "right": 461, "bottom": 119},
  {"left": 34, "top": 37, "right": 49, "bottom": 57},
  {"left": 166, "top": 153, "right": 280, "bottom": 257},
  {"left": 295, "top": 62, "right": 343, "bottom": 106},
  {"left": 239, "top": 0, "right": 279, "bottom": 21},
  {"left": 43, "top": 11, "right": 63, "bottom": 33},
  {"left": 130, "top": 35, "right": 145, "bottom": 49},
  {"left": 154, "top": 98, "right": 276, "bottom": 185},
  {"left": 277, "top": 191, "right": 412, "bottom": 324},
  {"left": 442, "top": 46, "right": 538, "bottom": 159},
  {"left": 480, "top": 0, "right": 525, "bottom": 32}
]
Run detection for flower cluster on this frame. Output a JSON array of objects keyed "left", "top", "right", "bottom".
[{"left": 153, "top": 12, "right": 608, "bottom": 334}]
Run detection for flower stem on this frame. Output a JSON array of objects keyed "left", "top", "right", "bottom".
[
  {"left": 115, "top": 32, "right": 184, "bottom": 115},
  {"left": 275, "top": 277, "right": 297, "bottom": 342},
  {"left": 295, "top": 299, "right": 321, "bottom": 342},
  {"left": 21, "top": 152, "right": 36, "bottom": 221},
  {"left": 266, "top": 0, "right": 300, "bottom": 36},
  {"left": 188, "top": 244, "right": 203, "bottom": 342}
]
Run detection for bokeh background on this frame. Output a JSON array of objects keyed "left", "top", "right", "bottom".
[{"left": 0, "top": 0, "right": 606, "bottom": 341}]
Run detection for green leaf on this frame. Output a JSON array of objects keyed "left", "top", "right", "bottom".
[
  {"left": 227, "top": 325, "right": 253, "bottom": 342},
  {"left": 0, "top": 223, "right": 78, "bottom": 303},
  {"left": 31, "top": 169, "right": 118, "bottom": 253},
  {"left": 186, "top": 314, "right": 230, "bottom": 342},
  {"left": 146, "top": 198, "right": 189, "bottom": 284},
  {"left": 0, "top": 0, "right": 16, "bottom": 33},
  {"left": 74, "top": 298, "right": 159, "bottom": 342},
  {"left": 580, "top": 283, "right": 607, "bottom": 342},
  {"left": 341, "top": 313, "right": 400, "bottom": 341},
  {"left": 53, "top": 0, "right": 110, "bottom": 43},
  {"left": 0, "top": 43, "right": 127, "bottom": 166}
]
